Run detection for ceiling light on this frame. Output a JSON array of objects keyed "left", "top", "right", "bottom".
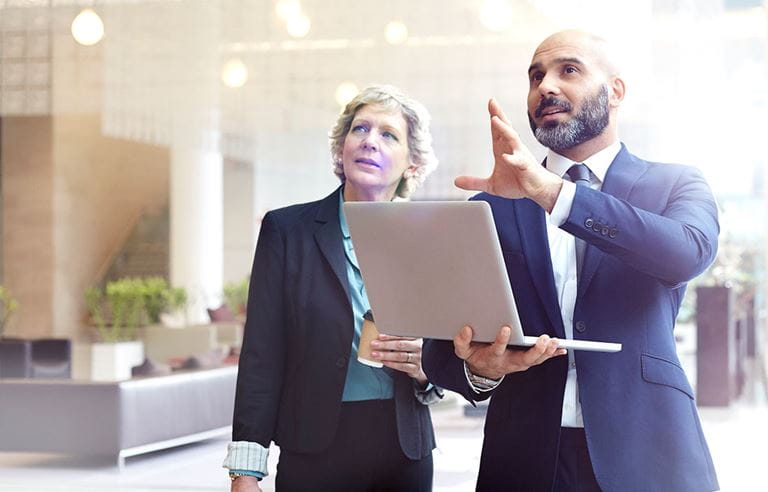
[
  {"left": 335, "top": 82, "right": 359, "bottom": 108},
  {"left": 276, "top": 0, "right": 302, "bottom": 22},
  {"left": 286, "top": 13, "right": 311, "bottom": 38},
  {"left": 221, "top": 59, "right": 248, "bottom": 88},
  {"left": 479, "top": 0, "right": 513, "bottom": 32},
  {"left": 384, "top": 21, "right": 409, "bottom": 45},
  {"left": 71, "top": 8, "right": 104, "bottom": 46}
]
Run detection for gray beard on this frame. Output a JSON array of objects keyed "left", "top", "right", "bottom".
[{"left": 532, "top": 85, "right": 610, "bottom": 151}]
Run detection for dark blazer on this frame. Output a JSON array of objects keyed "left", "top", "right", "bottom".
[
  {"left": 423, "top": 145, "right": 720, "bottom": 491},
  {"left": 233, "top": 186, "right": 435, "bottom": 460}
]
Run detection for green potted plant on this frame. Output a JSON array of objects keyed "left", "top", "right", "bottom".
[
  {"left": 223, "top": 277, "right": 249, "bottom": 319},
  {"left": 79, "top": 278, "right": 148, "bottom": 380},
  {"left": 141, "top": 277, "right": 187, "bottom": 325},
  {"left": 0, "top": 285, "right": 30, "bottom": 378},
  {"left": 0, "top": 285, "right": 19, "bottom": 339}
]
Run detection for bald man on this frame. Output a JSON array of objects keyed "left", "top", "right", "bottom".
[{"left": 423, "top": 30, "right": 720, "bottom": 491}]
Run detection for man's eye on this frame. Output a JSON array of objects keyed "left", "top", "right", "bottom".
[
  {"left": 564, "top": 66, "right": 578, "bottom": 74},
  {"left": 530, "top": 72, "right": 543, "bottom": 83}
]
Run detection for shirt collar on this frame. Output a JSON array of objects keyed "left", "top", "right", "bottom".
[
  {"left": 339, "top": 190, "right": 351, "bottom": 239},
  {"left": 545, "top": 140, "right": 621, "bottom": 185}
]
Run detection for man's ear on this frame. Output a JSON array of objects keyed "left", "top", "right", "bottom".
[{"left": 609, "top": 76, "right": 626, "bottom": 107}]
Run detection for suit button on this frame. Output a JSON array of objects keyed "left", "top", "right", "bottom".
[
  {"left": 609, "top": 228, "right": 617, "bottom": 239},
  {"left": 575, "top": 321, "right": 586, "bottom": 333},
  {"left": 335, "top": 357, "right": 347, "bottom": 368},
  {"left": 585, "top": 218, "right": 594, "bottom": 228},
  {"left": 592, "top": 222, "right": 601, "bottom": 233},
  {"left": 601, "top": 226, "right": 609, "bottom": 236}
]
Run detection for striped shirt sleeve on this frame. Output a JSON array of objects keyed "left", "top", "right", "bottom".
[{"left": 222, "top": 441, "right": 270, "bottom": 477}]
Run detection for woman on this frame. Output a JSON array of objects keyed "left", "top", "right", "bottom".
[{"left": 224, "top": 85, "right": 441, "bottom": 491}]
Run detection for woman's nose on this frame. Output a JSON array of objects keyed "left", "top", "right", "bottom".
[{"left": 362, "top": 134, "right": 378, "bottom": 151}]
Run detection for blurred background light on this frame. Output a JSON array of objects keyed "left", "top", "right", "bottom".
[
  {"left": 221, "top": 59, "right": 248, "bottom": 88},
  {"left": 479, "top": 0, "right": 513, "bottom": 32},
  {"left": 384, "top": 21, "right": 409, "bottom": 45},
  {"left": 286, "top": 13, "right": 311, "bottom": 38},
  {"left": 335, "top": 82, "right": 359, "bottom": 108},
  {"left": 71, "top": 8, "right": 104, "bottom": 46}
]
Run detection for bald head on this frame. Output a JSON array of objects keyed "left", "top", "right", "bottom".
[
  {"left": 526, "top": 29, "right": 626, "bottom": 160},
  {"left": 533, "top": 30, "right": 621, "bottom": 78}
]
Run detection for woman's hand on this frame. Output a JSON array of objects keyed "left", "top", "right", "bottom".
[
  {"left": 370, "top": 334, "right": 428, "bottom": 386},
  {"left": 231, "top": 475, "right": 261, "bottom": 492}
]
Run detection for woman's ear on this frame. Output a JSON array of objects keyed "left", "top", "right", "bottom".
[{"left": 403, "top": 164, "right": 419, "bottom": 179}]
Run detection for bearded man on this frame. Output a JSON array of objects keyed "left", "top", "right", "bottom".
[{"left": 422, "top": 30, "right": 720, "bottom": 492}]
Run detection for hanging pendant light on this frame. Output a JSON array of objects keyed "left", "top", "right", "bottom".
[{"left": 71, "top": 8, "right": 105, "bottom": 46}]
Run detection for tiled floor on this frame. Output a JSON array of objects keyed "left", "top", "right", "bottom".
[
  {"left": 0, "top": 393, "right": 765, "bottom": 491},
  {"left": 1, "top": 322, "right": 765, "bottom": 491}
]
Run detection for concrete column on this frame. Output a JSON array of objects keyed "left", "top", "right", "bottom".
[
  {"left": 170, "top": 144, "right": 223, "bottom": 324},
  {"left": 1, "top": 116, "right": 55, "bottom": 339},
  {"left": 222, "top": 159, "right": 256, "bottom": 284}
]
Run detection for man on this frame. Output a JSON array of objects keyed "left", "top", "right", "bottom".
[{"left": 422, "top": 30, "right": 720, "bottom": 491}]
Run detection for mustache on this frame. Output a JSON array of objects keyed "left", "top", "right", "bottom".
[{"left": 534, "top": 97, "right": 572, "bottom": 118}]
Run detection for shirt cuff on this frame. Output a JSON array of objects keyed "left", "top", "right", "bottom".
[
  {"left": 463, "top": 361, "right": 505, "bottom": 393},
  {"left": 222, "top": 441, "right": 270, "bottom": 477},
  {"left": 229, "top": 469, "right": 265, "bottom": 479},
  {"left": 413, "top": 381, "right": 445, "bottom": 405},
  {"left": 549, "top": 179, "right": 576, "bottom": 226}
]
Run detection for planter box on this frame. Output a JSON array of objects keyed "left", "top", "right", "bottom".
[
  {"left": 72, "top": 341, "right": 145, "bottom": 381},
  {"left": 0, "top": 338, "right": 32, "bottom": 378},
  {"left": 141, "top": 323, "right": 241, "bottom": 364}
]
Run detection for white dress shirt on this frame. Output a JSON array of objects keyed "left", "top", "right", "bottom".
[{"left": 546, "top": 140, "right": 621, "bottom": 427}]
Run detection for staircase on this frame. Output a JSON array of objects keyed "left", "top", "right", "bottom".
[{"left": 101, "top": 207, "right": 169, "bottom": 285}]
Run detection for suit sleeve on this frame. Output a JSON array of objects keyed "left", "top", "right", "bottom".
[
  {"left": 422, "top": 338, "right": 492, "bottom": 404},
  {"left": 232, "top": 212, "right": 286, "bottom": 447},
  {"left": 562, "top": 165, "right": 719, "bottom": 287}
]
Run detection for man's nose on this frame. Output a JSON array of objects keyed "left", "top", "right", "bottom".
[{"left": 537, "top": 73, "right": 560, "bottom": 96}]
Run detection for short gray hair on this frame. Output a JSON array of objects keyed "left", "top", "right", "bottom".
[{"left": 329, "top": 85, "right": 438, "bottom": 199}]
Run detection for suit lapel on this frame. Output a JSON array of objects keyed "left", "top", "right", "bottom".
[
  {"left": 514, "top": 198, "right": 566, "bottom": 338},
  {"left": 577, "top": 144, "right": 646, "bottom": 299},
  {"left": 313, "top": 186, "right": 351, "bottom": 303}
]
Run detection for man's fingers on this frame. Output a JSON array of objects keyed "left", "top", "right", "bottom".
[
  {"left": 488, "top": 98, "right": 511, "bottom": 124},
  {"left": 490, "top": 326, "right": 512, "bottom": 357},
  {"left": 453, "top": 325, "right": 473, "bottom": 359},
  {"left": 532, "top": 338, "right": 565, "bottom": 365},
  {"left": 491, "top": 116, "right": 523, "bottom": 149},
  {"left": 455, "top": 175, "right": 490, "bottom": 192},
  {"left": 521, "top": 334, "right": 551, "bottom": 365}
]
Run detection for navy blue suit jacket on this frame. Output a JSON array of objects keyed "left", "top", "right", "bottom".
[
  {"left": 423, "top": 145, "right": 720, "bottom": 491},
  {"left": 233, "top": 187, "right": 435, "bottom": 460}
]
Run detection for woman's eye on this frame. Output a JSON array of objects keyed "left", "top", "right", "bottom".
[
  {"left": 382, "top": 131, "right": 399, "bottom": 141},
  {"left": 351, "top": 124, "right": 368, "bottom": 134}
]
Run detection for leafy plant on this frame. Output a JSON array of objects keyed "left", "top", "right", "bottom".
[
  {"left": 677, "top": 243, "right": 760, "bottom": 323},
  {"left": 223, "top": 277, "right": 249, "bottom": 316},
  {"left": 85, "top": 287, "right": 108, "bottom": 342},
  {"left": 0, "top": 285, "right": 20, "bottom": 338},
  {"left": 85, "top": 277, "right": 188, "bottom": 342},
  {"left": 105, "top": 278, "right": 146, "bottom": 342}
]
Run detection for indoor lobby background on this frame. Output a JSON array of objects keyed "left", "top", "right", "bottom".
[{"left": 0, "top": 0, "right": 766, "bottom": 491}]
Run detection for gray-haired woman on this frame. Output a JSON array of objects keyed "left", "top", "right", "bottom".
[{"left": 224, "top": 85, "right": 442, "bottom": 491}]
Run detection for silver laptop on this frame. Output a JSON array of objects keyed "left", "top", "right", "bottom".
[{"left": 344, "top": 200, "right": 621, "bottom": 353}]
